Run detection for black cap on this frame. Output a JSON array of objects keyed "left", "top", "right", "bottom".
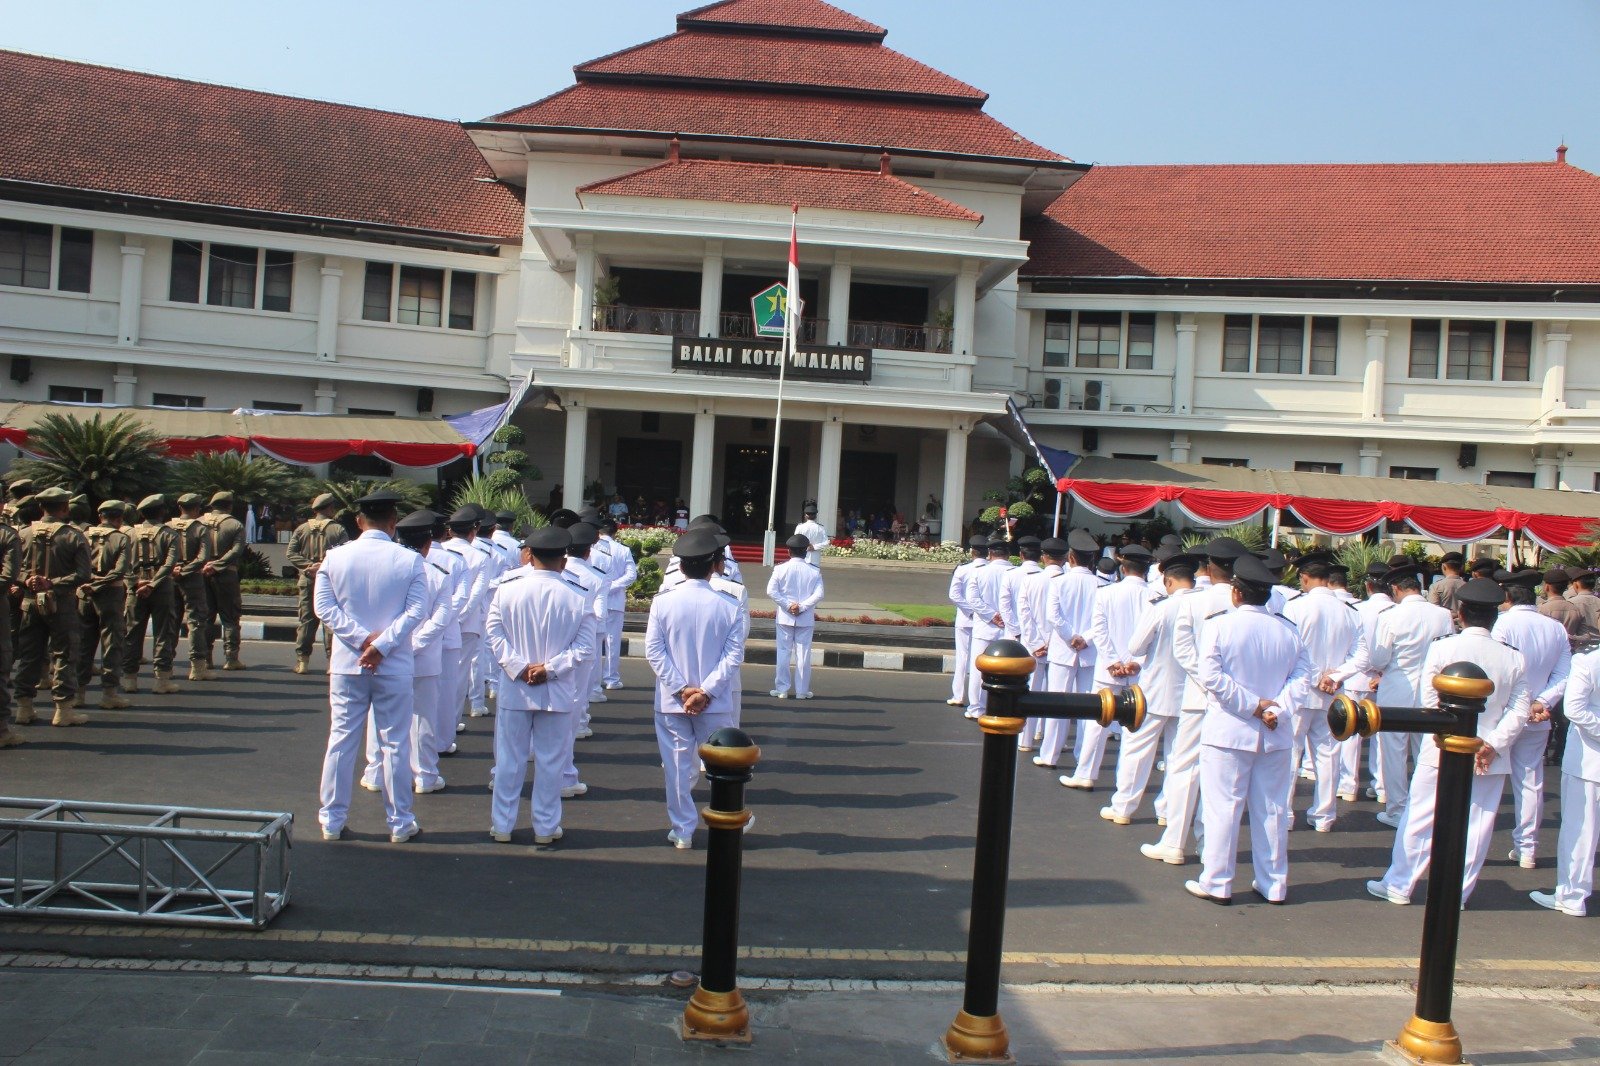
[
  {"left": 1387, "top": 555, "right": 1412, "bottom": 569},
  {"left": 1160, "top": 552, "right": 1202, "bottom": 574},
  {"left": 674, "top": 528, "right": 722, "bottom": 561},
  {"left": 567, "top": 522, "right": 599, "bottom": 548},
  {"left": 447, "top": 507, "right": 478, "bottom": 528},
  {"left": 1366, "top": 561, "right": 1395, "bottom": 579},
  {"left": 1458, "top": 576, "right": 1509, "bottom": 606},
  {"left": 1017, "top": 535, "right": 1041, "bottom": 548},
  {"left": 1544, "top": 568, "right": 1572, "bottom": 585},
  {"left": 396, "top": 509, "right": 437, "bottom": 532},
  {"left": 987, "top": 535, "right": 1011, "bottom": 551},
  {"left": 548, "top": 508, "right": 580, "bottom": 528},
  {"left": 1496, "top": 568, "right": 1542, "bottom": 589},
  {"left": 1039, "top": 537, "right": 1068, "bottom": 556},
  {"left": 967, "top": 535, "right": 989, "bottom": 550},
  {"left": 495, "top": 510, "right": 516, "bottom": 526},
  {"left": 355, "top": 488, "right": 404, "bottom": 508},
  {"left": 1296, "top": 549, "right": 1338, "bottom": 569},
  {"left": 803, "top": 503, "right": 817, "bottom": 516},
  {"left": 785, "top": 533, "right": 810, "bottom": 552},
  {"left": 1258, "top": 548, "right": 1288, "bottom": 571},
  {"left": 1469, "top": 557, "right": 1498, "bottom": 575},
  {"left": 1231, "top": 553, "right": 1277, "bottom": 588},
  {"left": 1067, "top": 529, "right": 1099, "bottom": 554},
  {"left": 1119, "top": 543, "right": 1152, "bottom": 560},
  {"left": 577, "top": 507, "right": 603, "bottom": 524},
  {"left": 1384, "top": 563, "right": 1422, "bottom": 585},
  {"left": 1159, "top": 534, "right": 1182, "bottom": 547},
  {"left": 1202, "top": 536, "right": 1249, "bottom": 561},
  {"left": 1095, "top": 557, "right": 1118, "bottom": 576},
  {"left": 1439, "top": 551, "right": 1465, "bottom": 565},
  {"left": 524, "top": 526, "right": 572, "bottom": 553},
  {"left": 689, "top": 514, "right": 721, "bottom": 528}
]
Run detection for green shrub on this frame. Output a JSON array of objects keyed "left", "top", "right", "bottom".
[
  {"left": 239, "top": 546, "right": 274, "bottom": 580},
  {"left": 618, "top": 526, "right": 679, "bottom": 557},
  {"left": 631, "top": 556, "right": 663, "bottom": 598}
]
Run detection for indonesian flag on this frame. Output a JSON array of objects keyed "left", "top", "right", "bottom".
[{"left": 784, "top": 204, "right": 800, "bottom": 358}]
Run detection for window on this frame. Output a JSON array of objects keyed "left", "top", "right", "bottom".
[
  {"left": 0, "top": 221, "right": 93, "bottom": 292},
  {"left": 1485, "top": 470, "right": 1535, "bottom": 488},
  {"left": 1222, "top": 314, "right": 1338, "bottom": 375},
  {"left": 398, "top": 267, "right": 443, "bottom": 326},
  {"left": 362, "top": 263, "right": 394, "bottom": 321},
  {"left": 169, "top": 241, "right": 293, "bottom": 312},
  {"left": 1075, "top": 311, "right": 1121, "bottom": 369},
  {"left": 346, "top": 407, "right": 394, "bottom": 416},
  {"left": 1126, "top": 312, "right": 1155, "bottom": 370},
  {"left": 251, "top": 400, "right": 303, "bottom": 412},
  {"left": 48, "top": 386, "right": 103, "bottom": 404},
  {"left": 1294, "top": 461, "right": 1343, "bottom": 474},
  {"left": 361, "top": 263, "right": 479, "bottom": 330},
  {"left": 151, "top": 393, "right": 205, "bottom": 408},
  {"left": 1112, "top": 452, "right": 1159, "bottom": 461},
  {"left": 1389, "top": 466, "right": 1437, "bottom": 481},
  {"left": 1409, "top": 318, "right": 1531, "bottom": 381},
  {"left": 1202, "top": 457, "right": 1250, "bottom": 468},
  {"left": 448, "top": 272, "right": 478, "bottom": 330},
  {"left": 1043, "top": 311, "right": 1071, "bottom": 368}
]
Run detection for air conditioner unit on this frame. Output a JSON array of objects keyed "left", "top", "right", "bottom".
[
  {"left": 1043, "top": 379, "right": 1062, "bottom": 409},
  {"left": 1083, "top": 379, "right": 1109, "bottom": 412}
]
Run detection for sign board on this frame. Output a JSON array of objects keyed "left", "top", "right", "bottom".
[
  {"left": 751, "top": 282, "right": 795, "bottom": 338},
  {"left": 671, "top": 336, "right": 872, "bottom": 384}
]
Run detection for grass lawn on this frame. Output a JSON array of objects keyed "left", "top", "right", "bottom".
[{"left": 877, "top": 602, "right": 956, "bottom": 624}]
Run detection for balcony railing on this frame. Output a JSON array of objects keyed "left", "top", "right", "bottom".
[
  {"left": 848, "top": 320, "right": 952, "bottom": 354},
  {"left": 589, "top": 304, "right": 949, "bottom": 353},
  {"left": 717, "top": 311, "right": 819, "bottom": 344},
  {"left": 592, "top": 304, "right": 701, "bottom": 336}
]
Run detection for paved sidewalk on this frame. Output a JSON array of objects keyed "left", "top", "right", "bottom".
[{"left": 1, "top": 964, "right": 1597, "bottom": 1064}]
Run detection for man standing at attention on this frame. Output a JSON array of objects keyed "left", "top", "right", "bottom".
[
  {"left": 13, "top": 487, "right": 92, "bottom": 728},
  {"left": 793, "top": 503, "right": 828, "bottom": 566},
  {"left": 77, "top": 501, "right": 132, "bottom": 711},
  {"left": 1367, "top": 564, "right": 1456, "bottom": 827},
  {"left": 200, "top": 491, "right": 247, "bottom": 671},
  {"left": 287, "top": 493, "right": 348, "bottom": 674},
  {"left": 1037, "top": 530, "right": 1101, "bottom": 769},
  {"left": 1494, "top": 568, "right": 1571, "bottom": 869},
  {"left": 122, "top": 495, "right": 181, "bottom": 695},
  {"left": 946, "top": 535, "right": 988, "bottom": 708},
  {"left": 768, "top": 533, "right": 824, "bottom": 700},
  {"left": 1065, "top": 545, "right": 1151, "bottom": 791},
  {"left": 645, "top": 528, "right": 745, "bottom": 850},
  {"left": 595, "top": 516, "right": 636, "bottom": 692},
  {"left": 964, "top": 535, "right": 1015, "bottom": 719},
  {"left": 168, "top": 494, "right": 212, "bottom": 682},
  {"left": 314, "top": 489, "right": 427, "bottom": 844}
]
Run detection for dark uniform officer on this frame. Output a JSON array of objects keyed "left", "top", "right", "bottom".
[
  {"left": 0, "top": 512, "right": 21, "bottom": 746},
  {"left": 77, "top": 500, "right": 132, "bottom": 709},
  {"left": 123, "top": 494, "right": 182, "bottom": 694},
  {"left": 201, "top": 490, "right": 248, "bottom": 670},
  {"left": 168, "top": 493, "right": 213, "bottom": 681},
  {"left": 13, "top": 486, "right": 92, "bottom": 726},
  {"left": 287, "top": 492, "right": 349, "bottom": 673}
]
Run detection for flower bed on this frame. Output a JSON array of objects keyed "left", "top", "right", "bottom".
[{"left": 823, "top": 540, "right": 968, "bottom": 564}]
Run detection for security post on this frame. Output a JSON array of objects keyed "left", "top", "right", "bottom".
[
  {"left": 944, "top": 638, "right": 1145, "bottom": 1065},
  {"left": 1328, "top": 662, "right": 1492, "bottom": 1066},
  {"left": 681, "top": 727, "right": 761, "bottom": 1045}
]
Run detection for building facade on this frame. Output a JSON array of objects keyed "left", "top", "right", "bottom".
[{"left": 4, "top": 0, "right": 1600, "bottom": 530}]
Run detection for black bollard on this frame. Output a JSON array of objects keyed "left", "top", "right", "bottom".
[
  {"left": 1329, "top": 662, "right": 1492, "bottom": 1066},
  {"left": 944, "top": 639, "right": 1144, "bottom": 1064},
  {"left": 681, "top": 726, "right": 760, "bottom": 1045}
]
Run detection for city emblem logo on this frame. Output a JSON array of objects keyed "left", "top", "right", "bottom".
[{"left": 751, "top": 282, "right": 790, "bottom": 338}]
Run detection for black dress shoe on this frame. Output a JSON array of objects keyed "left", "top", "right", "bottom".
[{"left": 1250, "top": 882, "right": 1285, "bottom": 905}]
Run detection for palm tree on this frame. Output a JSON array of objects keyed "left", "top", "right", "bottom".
[
  {"left": 448, "top": 475, "right": 546, "bottom": 536},
  {"left": 317, "top": 477, "right": 433, "bottom": 521},
  {"left": 9, "top": 412, "right": 167, "bottom": 507},
  {"left": 166, "top": 452, "right": 312, "bottom": 506}
]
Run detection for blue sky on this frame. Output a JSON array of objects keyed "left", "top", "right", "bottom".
[{"left": 9, "top": 0, "right": 1598, "bottom": 168}]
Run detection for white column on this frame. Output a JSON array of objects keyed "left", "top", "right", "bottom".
[
  {"left": 827, "top": 251, "right": 852, "bottom": 346},
  {"left": 1534, "top": 446, "right": 1561, "bottom": 490},
  {"left": 1169, "top": 432, "right": 1191, "bottom": 464},
  {"left": 562, "top": 397, "right": 588, "bottom": 511},
  {"left": 116, "top": 238, "right": 144, "bottom": 347},
  {"left": 1358, "top": 440, "right": 1381, "bottom": 478},
  {"left": 817, "top": 408, "right": 844, "bottom": 535},
  {"left": 951, "top": 260, "right": 979, "bottom": 358},
  {"left": 1173, "top": 313, "right": 1197, "bottom": 414},
  {"left": 699, "top": 240, "right": 723, "bottom": 338},
  {"left": 112, "top": 364, "right": 137, "bottom": 406},
  {"left": 1541, "top": 320, "right": 1572, "bottom": 420},
  {"left": 1362, "top": 318, "right": 1388, "bottom": 421},
  {"left": 317, "top": 257, "right": 343, "bottom": 362},
  {"left": 314, "top": 380, "right": 336, "bottom": 413},
  {"left": 689, "top": 400, "right": 716, "bottom": 517},
  {"left": 942, "top": 421, "right": 969, "bottom": 542},
  {"left": 572, "top": 234, "right": 596, "bottom": 332}
]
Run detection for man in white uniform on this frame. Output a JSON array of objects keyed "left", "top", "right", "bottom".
[
  {"left": 313, "top": 489, "right": 427, "bottom": 844},
  {"left": 1105, "top": 552, "right": 1198, "bottom": 824},
  {"left": 710, "top": 542, "right": 750, "bottom": 727},
  {"left": 1038, "top": 530, "right": 1101, "bottom": 768},
  {"left": 1493, "top": 567, "right": 1571, "bottom": 868},
  {"left": 1531, "top": 646, "right": 1600, "bottom": 915},
  {"left": 965, "top": 536, "right": 1015, "bottom": 719},
  {"left": 793, "top": 504, "right": 828, "bottom": 567},
  {"left": 1367, "top": 564, "right": 1455, "bottom": 827},
  {"left": 485, "top": 526, "right": 594, "bottom": 847},
  {"left": 1368, "top": 576, "right": 1530, "bottom": 907},
  {"left": 645, "top": 528, "right": 745, "bottom": 849},
  {"left": 1186, "top": 552, "right": 1311, "bottom": 904},
  {"left": 768, "top": 533, "right": 824, "bottom": 699},
  {"left": 1016, "top": 537, "right": 1064, "bottom": 748},
  {"left": 475, "top": 511, "right": 515, "bottom": 713},
  {"left": 439, "top": 508, "right": 495, "bottom": 736},
  {"left": 1342, "top": 563, "right": 1395, "bottom": 802},
  {"left": 999, "top": 536, "right": 1041, "bottom": 649},
  {"left": 947, "top": 536, "right": 989, "bottom": 707},
  {"left": 1065, "top": 546, "right": 1150, "bottom": 790},
  {"left": 595, "top": 516, "right": 637, "bottom": 690},
  {"left": 553, "top": 523, "right": 607, "bottom": 794}
]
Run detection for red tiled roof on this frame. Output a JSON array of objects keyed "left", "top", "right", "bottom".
[
  {"left": 0, "top": 50, "right": 523, "bottom": 242},
  {"left": 578, "top": 158, "right": 982, "bottom": 222},
  {"left": 1024, "top": 162, "right": 1600, "bottom": 285},
  {"left": 578, "top": 30, "right": 985, "bottom": 103},
  {"left": 677, "top": 0, "right": 886, "bottom": 39},
  {"left": 489, "top": 83, "right": 1066, "bottom": 164}
]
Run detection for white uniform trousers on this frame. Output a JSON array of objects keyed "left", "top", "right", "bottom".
[
  {"left": 1108, "top": 712, "right": 1178, "bottom": 819},
  {"left": 603, "top": 610, "right": 625, "bottom": 686},
  {"left": 657, "top": 710, "right": 735, "bottom": 839},
  {"left": 950, "top": 625, "right": 972, "bottom": 702},
  {"left": 491, "top": 707, "right": 568, "bottom": 837},
  {"left": 1337, "top": 736, "right": 1363, "bottom": 797},
  {"left": 471, "top": 637, "right": 492, "bottom": 711},
  {"left": 774, "top": 625, "right": 813, "bottom": 696},
  {"left": 360, "top": 673, "right": 442, "bottom": 791},
  {"left": 967, "top": 626, "right": 1001, "bottom": 714},
  {"left": 1072, "top": 706, "right": 1117, "bottom": 784},
  {"left": 553, "top": 656, "right": 596, "bottom": 789},
  {"left": 1379, "top": 733, "right": 1425, "bottom": 817},
  {"left": 319, "top": 673, "right": 415, "bottom": 834},
  {"left": 1038, "top": 662, "right": 1092, "bottom": 766},
  {"left": 1376, "top": 761, "right": 1506, "bottom": 904},
  {"left": 452, "top": 632, "right": 482, "bottom": 732},
  {"left": 1294, "top": 707, "right": 1342, "bottom": 830},
  {"left": 1196, "top": 744, "right": 1293, "bottom": 901},
  {"left": 433, "top": 646, "right": 462, "bottom": 754},
  {"left": 1553, "top": 773, "right": 1600, "bottom": 914},
  {"left": 1023, "top": 657, "right": 1047, "bottom": 744},
  {"left": 1507, "top": 724, "right": 1551, "bottom": 860},
  {"left": 1154, "top": 711, "right": 1206, "bottom": 855}
]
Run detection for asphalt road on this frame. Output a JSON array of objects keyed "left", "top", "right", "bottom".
[{"left": 0, "top": 648, "right": 1589, "bottom": 987}]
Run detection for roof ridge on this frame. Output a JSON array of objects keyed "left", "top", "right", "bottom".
[
  {"left": 1085, "top": 159, "right": 1577, "bottom": 170},
  {"left": 572, "top": 31, "right": 680, "bottom": 75},
  {"left": 0, "top": 47, "right": 464, "bottom": 128},
  {"left": 677, "top": 0, "right": 886, "bottom": 39}
]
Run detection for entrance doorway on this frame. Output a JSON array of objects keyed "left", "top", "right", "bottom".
[
  {"left": 721, "top": 442, "right": 789, "bottom": 537},
  {"left": 839, "top": 449, "right": 898, "bottom": 531},
  {"left": 615, "top": 437, "right": 682, "bottom": 519}
]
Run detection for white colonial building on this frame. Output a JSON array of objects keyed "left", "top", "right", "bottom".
[{"left": 3, "top": 0, "right": 1600, "bottom": 531}]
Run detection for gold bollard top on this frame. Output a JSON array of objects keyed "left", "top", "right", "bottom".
[
  {"left": 975, "top": 638, "right": 1036, "bottom": 679},
  {"left": 698, "top": 727, "right": 761, "bottom": 771},
  {"left": 1432, "top": 662, "right": 1493, "bottom": 701}
]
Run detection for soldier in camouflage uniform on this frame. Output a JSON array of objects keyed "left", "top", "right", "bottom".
[
  {"left": 77, "top": 500, "right": 133, "bottom": 710},
  {"left": 286, "top": 492, "right": 348, "bottom": 673},
  {"left": 123, "top": 495, "right": 182, "bottom": 694},
  {"left": 0, "top": 511, "right": 21, "bottom": 747},
  {"left": 13, "top": 486, "right": 91, "bottom": 727},
  {"left": 168, "top": 493, "right": 213, "bottom": 682},
  {"left": 201, "top": 490, "right": 247, "bottom": 670}
]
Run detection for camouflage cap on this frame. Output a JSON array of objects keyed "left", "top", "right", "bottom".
[
  {"left": 311, "top": 493, "right": 336, "bottom": 510},
  {"left": 33, "top": 486, "right": 71, "bottom": 504},
  {"left": 209, "top": 490, "right": 235, "bottom": 506},
  {"left": 137, "top": 494, "right": 166, "bottom": 512},
  {"left": 96, "top": 499, "right": 123, "bottom": 515},
  {"left": 7, "top": 478, "right": 35, "bottom": 499},
  {"left": 177, "top": 492, "right": 203, "bottom": 507}
]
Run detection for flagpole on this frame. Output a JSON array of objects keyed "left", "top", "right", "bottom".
[{"left": 762, "top": 205, "right": 799, "bottom": 568}]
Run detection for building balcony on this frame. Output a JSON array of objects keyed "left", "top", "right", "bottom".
[{"left": 589, "top": 304, "right": 949, "bottom": 351}]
